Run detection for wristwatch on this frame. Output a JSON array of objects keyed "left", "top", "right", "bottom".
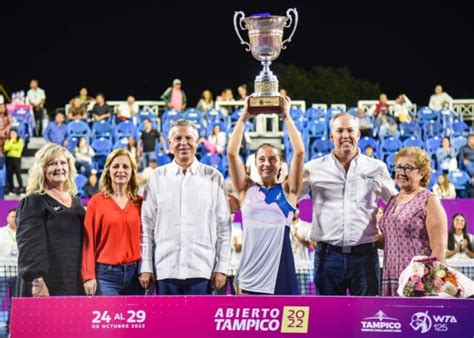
[{"left": 32, "top": 277, "right": 44, "bottom": 287}]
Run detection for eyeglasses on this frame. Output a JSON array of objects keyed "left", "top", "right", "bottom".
[{"left": 394, "top": 165, "right": 419, "bottom": 174}]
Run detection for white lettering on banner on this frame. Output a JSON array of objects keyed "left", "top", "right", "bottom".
[
  {"left": 360, "top": 310, "right": 402, "bottom": 333},
  {"left": 410, "top": 311, "right": 458, "bottom": 333},
  {"left": 214, "top": 307, "right": 281, "bottom": 332},
  {"left": 90, "top": 310, "right": 147, "bottom": 330}
]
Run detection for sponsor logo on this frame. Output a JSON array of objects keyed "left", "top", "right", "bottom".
[
  {"left": 410, "top": 311, "right": 458, "bottom": 333},
  {"left": 360, "top": 310, "right": 402, "bottom": 333},
  {"left": 214, "top": 306, "right": 310, "bottom": 334}
]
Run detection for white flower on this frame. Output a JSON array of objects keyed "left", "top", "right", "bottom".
[
  {"left": 441, "top": 281, "right": 458, "bottom": 296},
  {"left": 412, "top": 262, "right": 426, "bottom": 277},
  {"left": 435, "top": 269, "right": 446, "bottom": 278}
]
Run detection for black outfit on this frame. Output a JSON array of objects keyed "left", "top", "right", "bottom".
[
  {"left": 16, "top": 193, "right": 85, "bottom": 296},
  {"left": 92, "top": 103, "right": 112, "bottom": 119},
  {"left": 140, "top": 129, "right": 161, "bottom": 152},
  {"left": 6, "top": 157, "right": 23, "bottom": 192}
]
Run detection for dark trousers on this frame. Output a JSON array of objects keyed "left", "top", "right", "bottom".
[
  {"left": 157, "top": 278, "right": 211, "bottom": 295},
  {"left": 33, "top": 107, "right": 44, "bottom": 136},
  {"left": 314, "top": 242, "right": 380, "bottom": 296},
  {"left": 6, "top": 157, "right": 22, "bottom": 190}
]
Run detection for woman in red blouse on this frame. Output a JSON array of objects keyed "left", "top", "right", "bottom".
[{"left": 82, "top": 148, "right": 145, "bottom": 295}]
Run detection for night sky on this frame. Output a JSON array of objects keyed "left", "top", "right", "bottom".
[{"left": 1, "top": 0, "right": 473, "bottom": 109}]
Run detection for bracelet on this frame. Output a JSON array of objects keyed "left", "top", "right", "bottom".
[{"left": 32, "top": 277, "right": 44, "bottom": 287}]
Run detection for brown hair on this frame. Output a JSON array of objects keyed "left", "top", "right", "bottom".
[{"left": 99, "top": 148, "right": 140, "bottom": 204}]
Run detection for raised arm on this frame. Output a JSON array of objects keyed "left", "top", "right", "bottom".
[
  {"left": 227, "top": 98, "right": 251, "bottom": 195},
  {"left": 425, "top": 194, "right": 448, "bottom": 262},
  {"left": 282, "top": 97, "right": 305, "bottom": 201}
]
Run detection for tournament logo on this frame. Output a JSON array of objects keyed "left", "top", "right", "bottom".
[
  {"left": 410, "top": 312, "right": 432, "bottom": 334},
  {"left": 360, "top": 310, "right": 402, "bottom": 333}
]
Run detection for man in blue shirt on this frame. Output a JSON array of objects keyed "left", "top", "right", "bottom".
[{"left": 44, "top": 111, "right": 68, "bottom": 146}]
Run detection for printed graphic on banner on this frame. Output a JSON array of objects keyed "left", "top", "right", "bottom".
[
  {"left": 214, "top": 307, "right": 281, "bottom": 331},
  {"left": 281, "top": 306, "right": 310, "bottom": 333},
  {"left": 360, "top": 310, "right": 402, "bottom": 333},
  {"left": 410, "top": 311, "right": 458, "bottom": 334},
  {"left": 90, "top": 309, "right": 147, "bottom": 330}
]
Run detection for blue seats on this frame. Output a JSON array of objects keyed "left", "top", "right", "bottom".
[
  {"left": 347, "top": 107, "right": 358, "bottom": 116},
  {"left": 311, "top": 137, "right": 332, "bottom": 154},
  {"left": 229, "top": 109, "right": 243, "bottom": 123},
  {"left": 161, "top": 109, "right": 181, "bottom": 124},
  {"left": 403, "top": 136, "right": 424, "bottom": 148},
  {"left": 92, "top": 121, "right": 114, "bottom": 141},
  {"left": 137, "top": 110, "right": 157, "bottom": 123},
  {"left": 399, "top": 122, "right": 421, "bottom": 138},
  {"left": 451, "top": 120, "right": 471, "bottom": 137},
  {"left": 451, "top": 136, "right": 467, "bottom": 153},
  {"left": 386, "top": 153, "right": 396, "bottom": 174},
  {"left": 67, "top": 120, "right": 91, "bottom": 140},
  {"left": 425, "top": 136, "right": 442, "bottom": 156},
  {"left": 66, "top": 136, "right": 79, "bottom": 153},
  {"left": 183, "top": 109, "right": 203, "bottom": 123},
  {"left": 417, "top": 107, "right": 438, "bottom": 124},
  {"left": 156, "top": 154, "right": 171, "bottom": 166},
  {"left": 422, "top": 120, "right": 443, "bottom": 139},
  {"left": 91, "top": 137, "right": 113, "bottom": 171},
  {"left": 358, "top": 136, "right": 379, "bottom": 152},
  {"left": 116, "top": 120, "right": 137, "bottom": 140},
  {"left": 381, "top": 136, "right": 402, "bottom": 154},
  {"left": 305, "top": 107, "right": 326, "bottom": 121},
  {"left": 201, "top": 153, "right": 222, "bottom": 171},
  {"left": 205, "top": 109, "right": 224, "bottom": 123},
  {"left": 428, "top": 169, "right": 442, "bottom": 190},
  {"left": 305, "top": 119, "right": 327, "bottom": 138},
  {"left": 113, "top": 137, "right": 129, "bottom": 149},
  {"left": 137, "top": 120, "right": 158, "bottom": 133},
  {"left": 448, "top": 170, "right": 471, "bottom": 197},
  {"left": 75, "top": 174, "right": 88, "bottom": 198}
]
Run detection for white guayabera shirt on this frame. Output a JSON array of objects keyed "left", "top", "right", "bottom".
[
  {"left": 301, "top": 151, "right": 397, "bottom": 247},
  {"left": 140, "top": 159, "right": 231, "bottom": 280}
]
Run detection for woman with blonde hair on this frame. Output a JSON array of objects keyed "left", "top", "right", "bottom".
[
  {"left": 16, "top": 143, "right": 85, "bottom": 296},
  {"left": 379, "top": 147, "right": 447, "bottom": 296},
  {"left": 82, "top": 148, "right": 145, "bottom": 295},
  {"left": 432, "top": 172, "right": 456, "bottom": 199}
]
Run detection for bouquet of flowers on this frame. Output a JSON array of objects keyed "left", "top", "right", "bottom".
[{"left": 397, "top": 256, "right": 474, "bottom": 298}]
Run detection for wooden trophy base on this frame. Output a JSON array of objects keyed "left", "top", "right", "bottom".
[{"left": 248, "top": 96, "right": 282, "bottom": 115}]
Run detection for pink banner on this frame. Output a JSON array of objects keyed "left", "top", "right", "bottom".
[{"left": 10, "top": 295, "right": 474, "bottom": 337}]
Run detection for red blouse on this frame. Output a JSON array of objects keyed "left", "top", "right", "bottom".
[{"left": 82, "top": 192, "right": 142, "bottom": 282}]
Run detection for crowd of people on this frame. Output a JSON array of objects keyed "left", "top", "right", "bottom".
[{"left": 0, "top": 93, "right": 471, "bottom": 301}]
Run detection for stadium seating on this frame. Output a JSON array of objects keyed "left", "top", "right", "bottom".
[
  {"left": 183, "top": 109, "right": 203, "bottom": 123},
  {"left": 381, "top": 137, "right": 402, "bottom": 158},
  {"left": 403, "top": 136, "right": 424, "bottom": 148},
  {"left": 451, "top": 136, "right": 467, "bottom": 153},
  {"left": 448, "top": 169, "right": 471, "bottom": 197},
  {"left": 425, "top": 136, "right": 442, "bottom": 156},
  {"left": 399, "top": 122, "right": 421, "bottom": 138},
  {"left": 451, "top": 120, "right": 471, "bottom": 137},
  {"left": 75, "top": 174, "right": 88, "bottom": 198},
  {"left": 422, "top": 120, "right": 443, "bottom": 139},
  {"left": 156, "top": 154, "right": 171, "bottom": 166},
  {"left": 116, "top": 120, "right": 138, "bottom": 140},
  {"left": 417, "top": 107, "right": 438, "bottom": 124},
  {"left": 92, "top": 121, "right": 114, "bottom": 141},
  {"left": 311, "top": 137, "right": 332, "bottom": 154},
  {"left": 67, "top": 120, "right": 91, "bottom": 140}
]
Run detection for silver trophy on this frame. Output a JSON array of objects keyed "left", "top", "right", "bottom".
[{"left": 234, "top": 9, "right": 298, "bottom": 114}]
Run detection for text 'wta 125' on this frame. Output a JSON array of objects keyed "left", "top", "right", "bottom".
[{"left": 91, "top": 310, "right": 146, "bottom": 329}]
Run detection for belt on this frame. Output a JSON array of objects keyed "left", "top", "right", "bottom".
[{"left": 317, "top": 241, "right": 377, "bottom": 254}]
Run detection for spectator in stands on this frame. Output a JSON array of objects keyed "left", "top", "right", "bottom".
[
  {"left": 216, "top": 88, "right": 234, "bottom": 116},
  {"left": 373, "top": 93, "right": 390, "bottom": 118},
  {"left": 139, "top": 119, "right": 231, "bottom": 295},
  {"left": 138, "top": 119, "right": 166, "bottom": 169},
  {"left": 446, "top": 214, "right": 474, "bottom": 259},
  {"left": 377, "top": 115, "right": 400, "bottom": 139},
  {"left": 432, "top": 172, "right": 456, "bottom": 199},
  {"left": 17, "top": 143, "right": 85, "bottom": 296},
  {"left": 127, "top": 136, "right": 138, "bottom": 162},
  {"left": 436, "top": 137, "right": 457, "bottom": 171},
  {"left": 393, "top": 94, "right": 413, "bottom": 123},
  {"left": 364, "top": 145, "right": 376, "bottom": 158},
  {"left": 44, "top": 111, "right": 68, "bottom": 146},
  {"left": 161, "top": 79, "right": 187, "bottom": 112},
  {"left": 4, "top": 129, "right": 25, "bottom": 195},
  {"left": 196, "top": 89, "right": 214, "bottom": 113},
  {"left": 227, "top": 96, "right": 304, "bottom": 295},
  {"left": 237, "top": 84, "right": 248, "bottom": 100},
  {"left": 74, "top": 136, "right": 95, "bottom": 176},
  {"left": 200, "top": 123, "right": 226, "bottom": 154},
  {"left": 91, "top": 93, "right": 112, "bottom": 122},
  {"left": 117, "top": 95, "right": 139, "bottom": 121},
  {"left": 379, "top": 147, "right": 447, "bottom": 296},
  {"left": 137, "top": 158, "right": 158, "bottom": 196},
  {"left": 458, "top": 133, "right": 474, "bottom": 176},
  {"left": 0, "top": 208, "right": 17, "bottom": 258},
  {"left": 290, "top": 206, "right": 315, "bottom": 295},
  {"left": 78, "top": 87, "right": 94, "bottom": 106},
  {"left": 82, "top": 148, "right": 145, "bottom": 296},
  {"left": 83, "top": 169, "right": 99, "bottom": 198},
  {"left": 429, "top": 84, "right": 453, "bottom": 111},
  {"left": 26, "top": 79, "right": 46, "bottom": 137},
  {"left": 0, "top": 103, "right": 12, "bottom": 154},
  {"left": 355, "top": 107, "right": 374, "bottom": 137},
  {"left": 67, "top": 97, "right": 88, "bottom": 121},
  {"left": 301, "top": 112, "right": 397, "bottom": 296}
]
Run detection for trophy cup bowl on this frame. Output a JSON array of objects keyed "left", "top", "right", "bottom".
[{"left": 234, "top": 9, "right": 298, "bottom": 114}]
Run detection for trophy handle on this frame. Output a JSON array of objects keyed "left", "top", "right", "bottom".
[
  {"left": 281, "top": 8, "right": 298, "bottom": 50},
  {"left": 233, "top": 11, "right": 251, "bottom": 52}
]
